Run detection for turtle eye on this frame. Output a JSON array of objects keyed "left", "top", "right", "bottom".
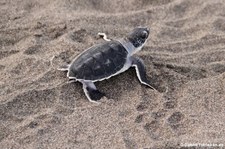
[{"left": 140, "top": 31, "right": 148, "bottom": 39}]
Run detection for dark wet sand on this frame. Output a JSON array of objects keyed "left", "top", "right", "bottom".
[{"left": 0, "top": 0, "right": 225, "bottom": 148}]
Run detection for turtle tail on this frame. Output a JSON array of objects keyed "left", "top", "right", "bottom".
[{"left": 57, "top": 64, "right": 70, "bottom": 71}]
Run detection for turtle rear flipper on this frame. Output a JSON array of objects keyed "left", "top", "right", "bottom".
[
  {"left": 98, "top": 32, "right": 111, "bottom": 41},
  {"left": 82, "top": 81, "right": 105, "bottom": 103},
  {"left": 57, "top": 64, "right": 70, "bottom": 71}
]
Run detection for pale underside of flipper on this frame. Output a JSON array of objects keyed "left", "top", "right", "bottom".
[
  {"left": 131, "top": 57, "right": 156, "bottom": 90},
  {"left": 57, "top": 64, "right": 70, "bottom": 71},
  {"left": 98, "top": 32, "right": 111, "bottom": 41}
]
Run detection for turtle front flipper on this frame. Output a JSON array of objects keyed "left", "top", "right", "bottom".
[
  {"left": 81, "top": 81, "right": 105, "bottom": 103},
  {"left": 131, "top": 57, "right": 156, "bottom": 90}
]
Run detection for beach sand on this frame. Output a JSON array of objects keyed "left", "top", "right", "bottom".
[{"left": 0, "top": 0, "right": 225, "bottom": 148}]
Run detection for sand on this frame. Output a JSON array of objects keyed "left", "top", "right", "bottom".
[{"left": 1, "top": 0, "right": 225, "bottom": 148}]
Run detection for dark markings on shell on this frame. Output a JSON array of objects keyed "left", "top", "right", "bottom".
[{"left": 68, "top": 40, "right": 128, "bottom": 81}]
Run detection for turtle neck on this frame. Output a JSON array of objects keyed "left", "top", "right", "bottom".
[{"left": 117, "top": 38, "right": 136, "bottom": 56}]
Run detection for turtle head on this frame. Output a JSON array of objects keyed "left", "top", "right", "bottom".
[{"left": 126, "top": 27, "right": 150, "bottom": 49}]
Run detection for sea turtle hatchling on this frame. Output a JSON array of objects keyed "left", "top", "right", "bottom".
[{"left": 58, "top": 27, "right": 155, "bottom": 103}]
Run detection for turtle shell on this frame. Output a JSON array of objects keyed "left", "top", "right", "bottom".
[{"left": 68, "top": 40, "right": 128, "bottom": 81}]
